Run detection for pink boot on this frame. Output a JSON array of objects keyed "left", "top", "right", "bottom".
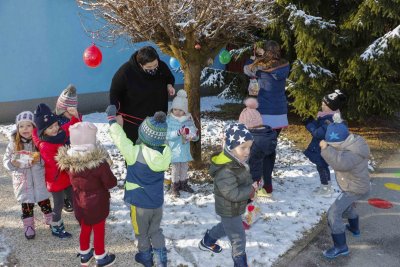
[
  {"left": 43, "top": 212, "right": 53, "bottom": 225},
  {"left": 22, "top": 217, "right": 35, "bottom": 240}
]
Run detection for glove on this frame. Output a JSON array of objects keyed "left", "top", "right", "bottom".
[
  {"left": 177, "top": 126, "right": 189, "bottom": 136},
  {"left": 302, "top": 116, "right": 314, "bottom": 126},
  {"left": 105, "top": 105, "right": 117, "bottom": 125}
]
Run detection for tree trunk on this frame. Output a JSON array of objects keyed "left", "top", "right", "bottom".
[{"left": 182, "top": 62, "right": 203, "bottom": 169}]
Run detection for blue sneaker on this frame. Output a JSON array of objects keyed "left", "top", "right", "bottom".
[
  {"left": 135, "top": 248, "right": 153, "bottom": 267},
  {"left": 51, "top": 221, "right": 72, "bottom": 239},
  {"left": 323, "top": 233, "right": 349, "bottom": 259},
  {"left": 77, "top": 248, "right": 94, "bottom": 266},
  {"left": 96, "top": 253, "right": 116, "bottom": 267},
  {"left": 198, "top": 230, "right": 222, "bottom": 253}
]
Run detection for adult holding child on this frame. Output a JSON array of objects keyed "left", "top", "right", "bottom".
[
  {"left": 109, "top": 46, "right": 176, "bottom": 143},
  {"left": 243, "top": 40, "right": 290, "bottom": 136}
]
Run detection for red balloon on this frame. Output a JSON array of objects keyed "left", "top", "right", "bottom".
[
  {"left": 83, "top": 44, "right": 102, "bottom": 68},
  {"left": 368, "top": 198, "right": 393, "bottom": 209}
]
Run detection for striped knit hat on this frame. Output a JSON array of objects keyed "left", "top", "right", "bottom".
[
  {"left": 56, "top": 84, "right": 78, "bottom": 115},
  {"left": 138, "top": 111, "right": 168, "bottom": 147}
]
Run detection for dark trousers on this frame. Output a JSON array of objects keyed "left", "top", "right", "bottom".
[{"left": 316, "top": 165, "right": 331, "bottom": 185}]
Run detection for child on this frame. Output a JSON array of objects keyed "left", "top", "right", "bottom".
[
  {"left": 55, "top": 83, "right": 79, "bottom": 212},
  {"left": 303, "top": 89, "right": 346, "bottom": 197},
  {"left": 239, "top": 97, "right": 277, "bottom": 197},
  {"left": 166, "top": 89, "right": 199, "bottom": 197},
  {"left": 106, "top": 105, "right": 171, "bottom": 267},
  {"left": 32, "top": 103, "right": 80, "bottom": 238},
  {"left": 56, "top": 122, "right": 117, "bottom": 266},
  {"left": 320, "top": 113, "right": 370, "bottom": 258},
  {"left": 199, "top": 123, "right": 257, "bottom": 267},
  {"left": 3, "top": 111, "right": 53, "bottom": 239}
]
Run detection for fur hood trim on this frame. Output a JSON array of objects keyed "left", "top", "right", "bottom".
[{"left": 56, "top": 145, "right": 112, "bottom": 173}]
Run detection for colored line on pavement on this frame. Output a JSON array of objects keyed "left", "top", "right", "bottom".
[
  {"left": 384, "top": 183, "right": 400, "bottom": 191},
  {"left": 368, "top": 198, "right": 393, "bottom": 209}
]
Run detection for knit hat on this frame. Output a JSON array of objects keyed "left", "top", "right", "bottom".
[
  {"left": 34, "top": 103, "right": 59, "bottom": 136},
  {"left": 171, "top": 89, "right": 188, "bottom": 114},
  {"left": 224, "top": 123, "right": 254, "bottom": 151},
  {"left": 138, "top": 111, "right": 168, "bottom": 147},
  {"left": 325, "top": 113, "right": 350, "bottom": 143},
  {"left": 56, "top": 84, "right": 78, "bottom": 115},
  {"left": 69, "top": 122, "right": 98, "bottom": 150},
  {"left": 323, "top": 89, "right": 346, "bottom": 111},
  {"left": 15, "top": 111, "right": 36, "bottom": 127},
  {"left": 238, "top": 98, "right": 263, "bottom": 129}
]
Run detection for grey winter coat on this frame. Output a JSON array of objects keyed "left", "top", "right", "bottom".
[
  {"left": 209, "top": 151, "right": 253, "bottom": 218},
  {"left": 3, "top": 139, "right": 49, "bottom": 203},
  {"left": 321, "top": 134, "right": 370, "bottom": 195}
]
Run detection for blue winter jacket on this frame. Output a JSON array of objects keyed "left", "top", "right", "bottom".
[
  {"left": 109, "top": 123, "right": 172, "bottom": 209},
  {"left": 257, "top": 64, "right": 290, "bottom": 116},
  {"left": 303, "top": 114, "right": 334, "bottom": 167},
  {"left": 248, "top": 126, "right": 278, "bottom": 181},
  {"left": 166, "top": 114, "right": 199, "bottom": 163}
]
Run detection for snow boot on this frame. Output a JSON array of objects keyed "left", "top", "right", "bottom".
[
  {"left": 43, "top": 212, "right": 53, "bottom": 225},
  {"left": 63, "top": 198, "right": 73, "bottom": 213},
  {"left": 346, "top": 217, "right": 360, "bottom": 237},
  {"left": 323, "top": 232, "right": 349, "bottom": 259},
  {"left": 153, "top": 247, "right": 167, "bottom": 267},
  {"left": 198, "top": 230, "right": 222, "bottom": 253},
  {"left": 77, "top": 248, "right": 94, "bottom": 266},
  {"left": 51, "top": 220, "right": 72, "bottom": 238},
  {"left": 22, "top": 217, "right": 35, "bottom": 240},
  {"left": 233, "top": 253, "right": 248, "bottom": 267},
  {"left": 95, "top": 253, "right": 116, "bottom": 267},
  {"left": 135, "top": 248, "right": 153, "bottom": 267},
  {"left": 180, "top": 180, "right": 194, "bottom": 193},
  {"left": 171, "top": 182, "right": 180, "bottom": 197}
]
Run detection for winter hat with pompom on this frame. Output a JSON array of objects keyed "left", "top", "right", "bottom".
[
  {"left": 34, "top": 103, "right": 59, "bottom": 136},
  {"left": 325, "top": 113, "right": 350, "bottom": 143},
  {"left": 224, "top": 123, "right": 254, "bottom": 151},
  {"left": 323, "top": 89, "right": 346, "bottom": 111},
  {"left": 171, "top": 89, "right": 188, "bottom": 114},
  {"left": 138, "top": 111, "right": 168, "bottom": 147},
  {"left": 56, "top": 84, "right": 78, "bottom": 115},
  {"left": 238, "top": 97, "right": 263, "bottom": 129},
  {"left": 69, "top": 122, "right": 98, "bottom": 152},
  {"left": 16, "top": 111, "right": 36, "bottom": 127}
]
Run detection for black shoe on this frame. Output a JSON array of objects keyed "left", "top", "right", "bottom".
[{"left": 63, "top": 199, "right": 73, "bottom": 213}]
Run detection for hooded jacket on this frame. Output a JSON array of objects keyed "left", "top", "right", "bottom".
[
  {"left": 56, "top": 145, "right": 117, "bottom": 225},
  {"left": 3, "top": 134, "right": 49, "bottom": 204},
  {"left": 209, "top": 151, "right": 253, "bottom": 218},
  {"left": 109, "top": 51, "right": 175, "bottom": 142},
  {"left": 109, "top": 123, "right": 172, "bottom": 209},
  {"left": 321, "top": 134, "right": 370, "bottom": 195}
]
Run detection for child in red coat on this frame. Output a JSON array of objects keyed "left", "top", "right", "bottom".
[
  {"left": 57, "top": 122, "right": 117, "bottom": 267},
  {"left": 32, "top": 103, "right": 79, "bottom": 238}
]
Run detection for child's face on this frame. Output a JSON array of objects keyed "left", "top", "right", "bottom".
[
  {"left": 44, "top": 122, "right": 60, "bottom": 137},
  {"left": 18, "top": 121, "right": 34, "bottom": 139},
  {"left": 172, "top": 108, "right": 185, "bottom": 117},
  {"left": 321, "top": 101, "right": 332, "bottom": 112},
  {"left": 231, "top": 140, "right": 253, "bottom": 162}
]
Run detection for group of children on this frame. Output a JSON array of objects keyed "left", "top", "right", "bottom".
[{"left": 3, "top": 82, "right": 370, "bottom": 266}]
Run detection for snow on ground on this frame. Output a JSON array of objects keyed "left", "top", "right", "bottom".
[{"left": 0, "top": 96, "right": 338, "bottom": 266}]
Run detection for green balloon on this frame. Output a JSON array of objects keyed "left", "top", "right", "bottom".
[{"left": 219, "top": 50, "right": 231, "bottom": 64}]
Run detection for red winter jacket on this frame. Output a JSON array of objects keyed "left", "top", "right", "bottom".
[
  {"left": 32, "top": 116, "right": 79, "bottom": 192},
  {"left": 56, "top": 145, "right": 117, "bottom": 225}
]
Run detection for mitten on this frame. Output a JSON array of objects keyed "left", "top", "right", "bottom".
[{"left": 105, "top": 105, "right": 117, "bottom": 125}]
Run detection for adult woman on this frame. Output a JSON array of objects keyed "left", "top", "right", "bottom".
[
  {"left": 243, "top": 40, "right": 290, "bottom": 136},
  {"left": 109, "top": 46, "right": 176, "bottom": 142}
]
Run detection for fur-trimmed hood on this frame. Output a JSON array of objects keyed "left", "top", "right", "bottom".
[{"left": 56, "top": 145, "right": 112, "bottom": 173}]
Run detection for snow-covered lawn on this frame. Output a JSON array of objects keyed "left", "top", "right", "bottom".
[{"left": 0, "top": 96, "right": 339, "bottom": 266}]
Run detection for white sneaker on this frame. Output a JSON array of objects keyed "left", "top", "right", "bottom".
[{"left": 313, "top": 185, "right": 333, "bottom": 197}]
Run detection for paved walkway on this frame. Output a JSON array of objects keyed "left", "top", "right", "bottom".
[{"left": 274, "top": 149, "right": 400, "bottom": 267}]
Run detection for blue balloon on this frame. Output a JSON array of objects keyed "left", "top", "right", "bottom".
[{"left": 169, "top": 57, "right": 180, "bottom": 69}]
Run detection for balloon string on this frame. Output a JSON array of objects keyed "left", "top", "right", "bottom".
[
  {"left": 117, "top": 112, "right": 144, "bottom": 121},
  {"left": 121, "top": 117, "right": 140, "bottom": 126}
]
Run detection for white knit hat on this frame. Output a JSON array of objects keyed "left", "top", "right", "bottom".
[
  {"left": 15, "top": 111, "right": 36, "bottom": 127},
  {"left": 69, "top": 122, "right": 98, "bottom": 151},
  {"left": 171, "top": 90, "right": 188, "bottom": 114}
]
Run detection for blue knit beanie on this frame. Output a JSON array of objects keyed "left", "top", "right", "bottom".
[
  {"left": 325, "top": 113, "right": 350, "bottom": 143},
  {"left": 224, "top": 123, "right": 253, "bottom": 151},
  {"left": 138, "top": 111, "right": 168, "bottom": 147},
  {"left": 34, "top": 103, "right": 58, "bottom": 136}
]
